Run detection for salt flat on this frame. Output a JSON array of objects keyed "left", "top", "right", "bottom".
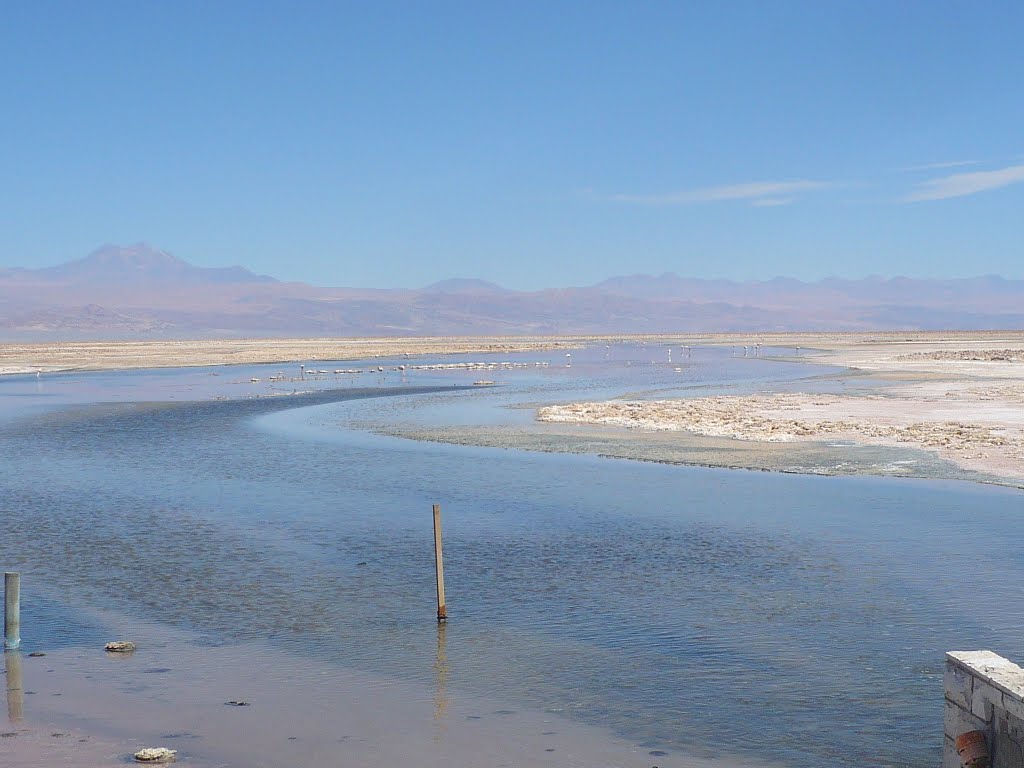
[
  {"left": 2, "top": 330, "right": 1022, "bottom": 374},
  {"left": 0, "top": 336, "right": 588, "bottom": 374}
]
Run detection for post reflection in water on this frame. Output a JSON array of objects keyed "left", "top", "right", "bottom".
[
  {"left": 5, "top": 651, "right": 23, "bottom": 723},
  {"left": 433, "top": 622, "right": 449, "bottom": 738}
]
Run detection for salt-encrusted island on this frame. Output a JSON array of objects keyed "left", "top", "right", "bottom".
[{"left": 538, "top": 333, "right": 1024, "bottom": 485}]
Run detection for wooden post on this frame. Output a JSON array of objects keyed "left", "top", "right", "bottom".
[
  {"left": 432, "top": 504, "right": 447, "bottom": 623},
  {"left": 3, "top": 573, "right": 19, "bottom": 650}
]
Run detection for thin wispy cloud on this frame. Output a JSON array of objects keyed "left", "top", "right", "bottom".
[
  {"left": 905, "top": 163, "right": 1024, "bottom": 202},
  {"left": 899, "top": 159, "right": 980, "bottom": 173},
  {"left": 751, "top": 197, "right": 793, "bottom": 207},
  {"left": 609, "top": 179, "right": 831, "bottom": 206}
]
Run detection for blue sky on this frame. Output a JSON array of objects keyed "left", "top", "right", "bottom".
[{"left": 1, "top": 1, "right": 1022, "bottom": 289}]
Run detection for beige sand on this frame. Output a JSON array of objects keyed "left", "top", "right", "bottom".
[
  {"left": 539, "top": 331, "right": 1024, "bottom": 484},
  {"left": 0, "top": 336, "right": 600, "bottom": 376},
  {"left": 1, "top": 331, "right": 1021, "bottom": 375}
]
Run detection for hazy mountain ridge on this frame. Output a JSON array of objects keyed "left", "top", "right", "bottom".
[
  {"left": 594, "top": 272, "right": 1024, "bottom": 312},
  {"left": 1, "top": 244, "right": 1022, "bottom": 339},
  {"left": 4, "top": 244, "right": 277, "bottom": 286},
  {"left": 423, "top": 278, "right": 510, "bottom": 294}
]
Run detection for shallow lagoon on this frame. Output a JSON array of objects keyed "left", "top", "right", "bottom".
[{"left": 1, "top": 344, "right": 1022, "bottom": 767}]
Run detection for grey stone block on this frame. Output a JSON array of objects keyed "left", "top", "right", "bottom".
[
  {"left": 993, "top": 730, "right": 1024, "bottom": 768},
  {"left": 1004, "top": 692, "right": 1024, "bottom": 723},
  {"left": 947, "top": 661, "right": 975, "bottom": 709},
  {"left": 949, "top": 651, "right": 1024, "bottom": 704},
  {"left": 1005, "top": 710, "right": 1024, "bottom": 743},
  {"left": 944, "top": 734, "right": 962, "bottom": 768},
  {"left": 947, "top": 698, "right": 989, "bottom": 737},
  {"left": 974, "top": 680, "right": 1000, "bottom": 721}
]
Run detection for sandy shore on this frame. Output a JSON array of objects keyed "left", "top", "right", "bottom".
[
  {"left": 538, "top": 332, "right": 1024, "bottom": 485},
  {"left": 2, "top": 331, "right": 1021, "bottom": 375}
]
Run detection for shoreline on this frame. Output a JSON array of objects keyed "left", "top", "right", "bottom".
[
  {"left": 3, "top": 330, "right": 1023, "bottom": 376},
  {"left": 0, "top": 336, "right": 590, "bottom": 376},
  {"left": 3, "top": 609, "right": 770, "bottom": 768},
  {"left": 537, "top": 334, "right": 1024, "bottom": 485}
]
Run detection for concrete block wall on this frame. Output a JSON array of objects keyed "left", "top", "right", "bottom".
[{"left": 945, "top": 651, "right": 1024, "bottom": 768}]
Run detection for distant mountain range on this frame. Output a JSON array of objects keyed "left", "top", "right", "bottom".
[
  {"left": 1, "top": 243, "right": 1022, "bottom": 339},
  {"left": 0, "top": 243, "right": 276, "bottom": 287}
]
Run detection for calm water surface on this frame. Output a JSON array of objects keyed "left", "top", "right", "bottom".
[{"left": 1, "top": 344, "right": 1022, "bottom": 767}]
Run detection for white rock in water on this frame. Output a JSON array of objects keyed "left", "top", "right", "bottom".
[
  {"left": 105, "top": 641, "right": 137, "bottom": 653},
  {"left": 134, "top": 747, "right": 177, "bottom": 763}
]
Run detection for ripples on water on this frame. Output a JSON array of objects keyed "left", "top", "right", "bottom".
[{"left": 1, "top": 348, "right": 1023, "bottom": 767}]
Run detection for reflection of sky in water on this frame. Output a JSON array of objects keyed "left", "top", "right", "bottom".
[
  {"left": 323, "top": 345, "right": 854, "bottom": 430},
  {"left": 0, "top": 344, "right": 843, "bottom": 411},
  {"left": 0, "top": 344, "right": 1018, "bottom": 768}
]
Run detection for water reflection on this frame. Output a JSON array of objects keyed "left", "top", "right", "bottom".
[
  {"left": 5, "top": 652, "right": 23, "bottom": 723},
  {"left": 434, "top": 622, "right": 449, "bottom": 738}
]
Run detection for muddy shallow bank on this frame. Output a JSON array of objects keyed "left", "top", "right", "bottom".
[
  {"left": 6, "top": 615, "right": 761, "bottom": 768},
  {"left": 372, "top": 418, "right": 1001, "bottom": 483}
]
